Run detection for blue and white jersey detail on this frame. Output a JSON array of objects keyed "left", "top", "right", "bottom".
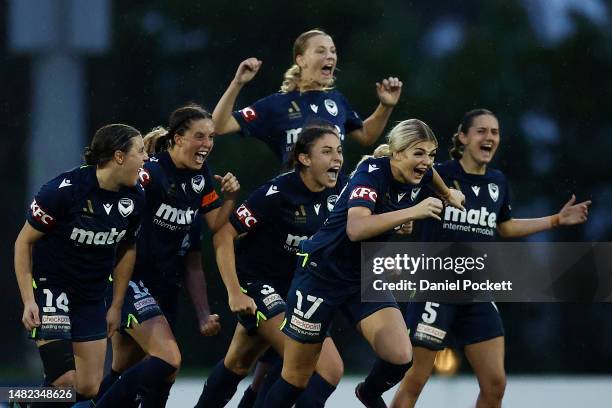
[{"left": 232, "top": 89, "right": 362, "bottom": 164}]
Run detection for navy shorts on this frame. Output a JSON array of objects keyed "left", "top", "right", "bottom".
[
  {"left": 31, "top": 283, "right": 106, "bottom": 342},
  {"left": 282, "top": 266, "right": 398, "bottom": 344},
  {"left": 404, "top": 302, "right": 504, "bottom": 351},
  {"left": 237, "top": 279, "right": 288, "bottom": 335},
  {"left": 116, "top": 280, "right": 163, "bottom": 330}
]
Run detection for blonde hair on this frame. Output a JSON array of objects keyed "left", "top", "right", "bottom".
[
  {"left": 143, "top": 126, "right": 169, "bottom": 154},
  {"left": 280, "top": 29, "right": 336, "bottom": 93},
  {"left": 355, "top": 119, "right": 438, "bottom": 169}
]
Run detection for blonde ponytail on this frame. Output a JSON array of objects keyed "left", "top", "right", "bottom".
[{"left": 280, "top": 65, "right": 301, "bottom": 93}]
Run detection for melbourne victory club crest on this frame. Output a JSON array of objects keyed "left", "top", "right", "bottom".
[
  {"left": 118, "top": 198, "right": 134, "bottom": 217},
  {"left": 324, "top": 99, "right": 338, "bottom": 116},
  {"left": 327, "top": 195, "right": 338, "bottom": 212},
  {"left": 488, "top": 183, "right": 499, "bottom": 202},
  {"left": 411, "top": 187, "right": 421, "bottom": 201},
  {"left": 191, "top": 175, "right": 205, "bottom": 194}
]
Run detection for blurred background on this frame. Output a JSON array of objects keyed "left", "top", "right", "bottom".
[{"left": 2, "top": 0, "right": 612, "bottom": 406}]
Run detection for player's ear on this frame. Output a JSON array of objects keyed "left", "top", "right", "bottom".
[
  {"left": 458, "top": 131, "right": 468, "bottom": 146},
  {"left": 296, "top": 54, "right": 305, "bottom": 69},
  {"left": 298, "top": 152, "right": 311, "bottom": 167},
  {"left": 114, "top": 150, "right": 125, "bottom": 165}
]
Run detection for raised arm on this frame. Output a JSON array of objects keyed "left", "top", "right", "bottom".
[
  {"left": 213, "top": 58, "right": 262, "bottom": 135},
  {"left": 497, "top": 194, "right": 591, "bottom": 238},
  {"left": 349, "top": 77, "right": 402, "bottom": 146}
]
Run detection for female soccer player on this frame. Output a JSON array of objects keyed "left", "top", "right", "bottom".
[
  {"left": 95, "top": 104, "right": 239, "bottom": 407},
  {"left": 261, "top": 119, "right": 465, "bottom": 407},
  {"left": 393, "top": 109, "right": 591, "bottom": 408},
  {"left": 194, "top": 126, "right": 345, "bottom": 408},
  {"left": 15, "top": 124, "right": 147, "bottom": 404},
  {"left": 213, "top": 28, "right": 403, "bottom": 166}
]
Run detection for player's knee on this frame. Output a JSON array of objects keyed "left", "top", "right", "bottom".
[
  {"left": 76, "top": 378, "right": 101, "bottom": 398},
  {"left": 52, "top": 370, "right": 75, "bottom": 388},
  {"left": 481, "top": 373, "right": 506, "bottom": 401},
  {"left": 382, "top": 345, "right": 412, "bottom": 365},
  {"left": 224, "top": 356, "right": 252, "bottom": 377},
  {"left": 151, "top": 343, "right": 181, "bottom": 370},
  {"left": 282, "top": 368, "right": 313, "bottom": 389}
]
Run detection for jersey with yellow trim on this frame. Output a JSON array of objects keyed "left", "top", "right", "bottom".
[
  {"left": 232, "top": 89, "right": 362, "bottom": 165},
  {"left": 229, "top": 170, "right": 345, "bottom": 287},
  {"left": 27, "top": 165, "right": 144, "bottom": 301},
  {"left": 300, "top": 156, "right": 432, "bottom": 285},
  {"left": 134, "top": 151, "right": 221, "bottom": 288}
]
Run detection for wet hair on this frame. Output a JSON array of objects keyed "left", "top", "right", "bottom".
[
  {"left": 355, "top": 119, "right": 437, "bottom": 169},
  {"left": 280, "top": 29, "right": 335, "bottom": 93},
  {"left": 291, "top": 127, "right": 341, "bottom": 172},
  {"left": 145, "top": 103, "right": 212, "bottom": 153},
  {"left": 449, "top": 108, "right": 496, "bottom": 160},
  {"left": 84, "top": 124, "right": 141, "bottom": 166}
]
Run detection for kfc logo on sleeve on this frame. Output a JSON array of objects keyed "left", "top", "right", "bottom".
[
  {"left": 236, "top": 204, "right": 258, "bottom": 228},
  {"left": 349, "top": 186, "right": 378, "bottom": 203},
  {"left": 30, "top": 199, "right": 56, "bottom": 226},
  {"left": 240, "top": 107, "right": 258, "bottom": 122},
  {"left": 138, "top": 168, "right": 151, "bottom": 187}
]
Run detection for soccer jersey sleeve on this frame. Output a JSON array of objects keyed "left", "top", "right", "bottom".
[
  {"left": 26, "top": 173, "right": 72, "bottom": 233},
  {"left": 498, "top": 176, "right": 513, "bottom": 223},
  {"left": 232, "top": 94, "right": 274, "bottom": 142},
  {"left": 229, "top": 183, "right": 274, "bottom": 235},
  {"left": 123, "top": 189, "right": 146, "bottom": 246},
  {"left": 200, "top": 165, "right": 222, "bottom": 214},
  {"left": 339, "top": 93, "right": 363, "bottom": 134},
  {"left": 346, "top": 161, "right": 385, "bottom": 212}
]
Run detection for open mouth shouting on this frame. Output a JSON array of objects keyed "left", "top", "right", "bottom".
[
  {"left": 327, "top": 165, "right": 340, "bottom": 182},
  {"left": 321, "top": 63, "right": 335, "bottom": 79},
  {"left": 413, "top": 166, "right": 428, "bottom": 179},
  {"left": 479, "top": 142, "right": 495, "bottom": 159},
  {"left": 195, "top": 150, "right": 208, "bottom": 165}
]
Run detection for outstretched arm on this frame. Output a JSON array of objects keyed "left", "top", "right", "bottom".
[
  {"left": 497, "top": 194, "right": 591, "bottom": 238},
  {"left": 213, "top": 58, "right": 262, "bottom": 135}
]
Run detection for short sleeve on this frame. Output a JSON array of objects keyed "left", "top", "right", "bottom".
[
  {"left": 346, "top": 162, "right": 385, "bottom": 211},
  {"left": 340, "top": 93, "right": 363, "bottom": 134},
  {"left": 498, "top": 177, "right": 513, "bottom": 223},
  {"left": 229, "top": 183, "right": 274, "bottom": 234},
  {"left": 232, "top": 94, "right": 274, "bottom": 142},
  {"left": 200, "top": 165, "right": 222, "bottom": 214},
  {"left": 26, "top": 175, "right": 71, "bottom": 232},
  {"left": 122, "top": 190, "right": 146, "bottom": 246}
]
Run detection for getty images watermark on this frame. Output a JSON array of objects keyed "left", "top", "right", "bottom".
[{"left": 360, "top": 242, "right": 612, "bottom": 302}]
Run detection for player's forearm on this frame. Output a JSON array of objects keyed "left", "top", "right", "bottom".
[
  {"left": 183, "top": 253, "right": 211, "bottom": 319},
  {"left": 209, "top": 200, "right": 236, "bottom": 233},
  {"left": 360, "top": 104, "right": 394, "bottom": 146},
  {"left": 111, "top": 245, "right": 136, "bottom": 308},
  {"left": 430, "top": 168, "right": 451, "bottom": 199},
  {"left": 346, "top": 208, "right": 415, "bottom": 241},
  {"left": 212, "top": 230, "right": 242, "bottom": 296},
  {"left": 497, "top": 217, "right": 555, "bottom": 238},
  {"left": 14, "top": 238, "right": 35, "bottom": 305},
  {"left": 212, "top": 79, "right": 243, "bottom": 135}
]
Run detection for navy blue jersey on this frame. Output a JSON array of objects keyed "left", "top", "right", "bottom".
[
  {"left": 135, "top": 151, "right": 221, "bottom": 288},
  {"left": 27, "top": 166, "right": 144, "bottom": 301},
  {"left": 417, "top": 160, "right": 512, "bottom": 242},
  {"left": 301, "top": 156, "right": 432, "bottom": 285},
  {"left": 178, "top": 216, "right": 202, "bottom": 258},
  {"left": 232, "top": 90, "right": 363, "bottom": 164},
  {"left": 229, "top": 170, "right": 345, "bottom": 288}
]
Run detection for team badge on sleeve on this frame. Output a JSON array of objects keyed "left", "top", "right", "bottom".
[
  {"left": 240, "top": 107, "right": 258, "bottom": 122},
  {"left": 349, "top": 186, "right": 378, "bottom": 203},
  {"left": 118, "top": 198, "right": 134, "bottom": 217},
  {"left": 235, "top": 204, "right": 258, "bottom": 228},
  {"left": 30, "top": 199, "right": 56, "bottom": 226},
  {"left": 191, "top": 175, "right": 205, "bottom": 194},
  {"left": 327, "top": 195, "right": 338, "bottom": 211}
]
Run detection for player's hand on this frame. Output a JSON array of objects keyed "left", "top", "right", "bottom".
[
  {"left": 410, "top": 197, "right": 443, "bottom": 221},
  {"left": 228, "top": 292, "right": 257, "bottom": 315},
  {"left": 214, "top": 172, "right": 240, "bottom": 200},
  {"left": 557, "top": 194, "right": 591, "bottom": 226},
  {"left": 199, "top": 313, "right": 221, "bottom": 336},
  {"left": 442, "top": 188, "right": 466, "bottom": 211},
  {"left": 395, "top": 221, "right": 414, "bottom": 235},
  {"left": 22, "top": 300, "right": 40, "bottom": 331},
  {"left": 376, "top": 77, "right": 403, "bottom": 107},
  {"left": 234, "top": 58, "right": 262, "bottom": 85},
  {"left": 106, "top": 305, "right": 121, "bottom": 338}
]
